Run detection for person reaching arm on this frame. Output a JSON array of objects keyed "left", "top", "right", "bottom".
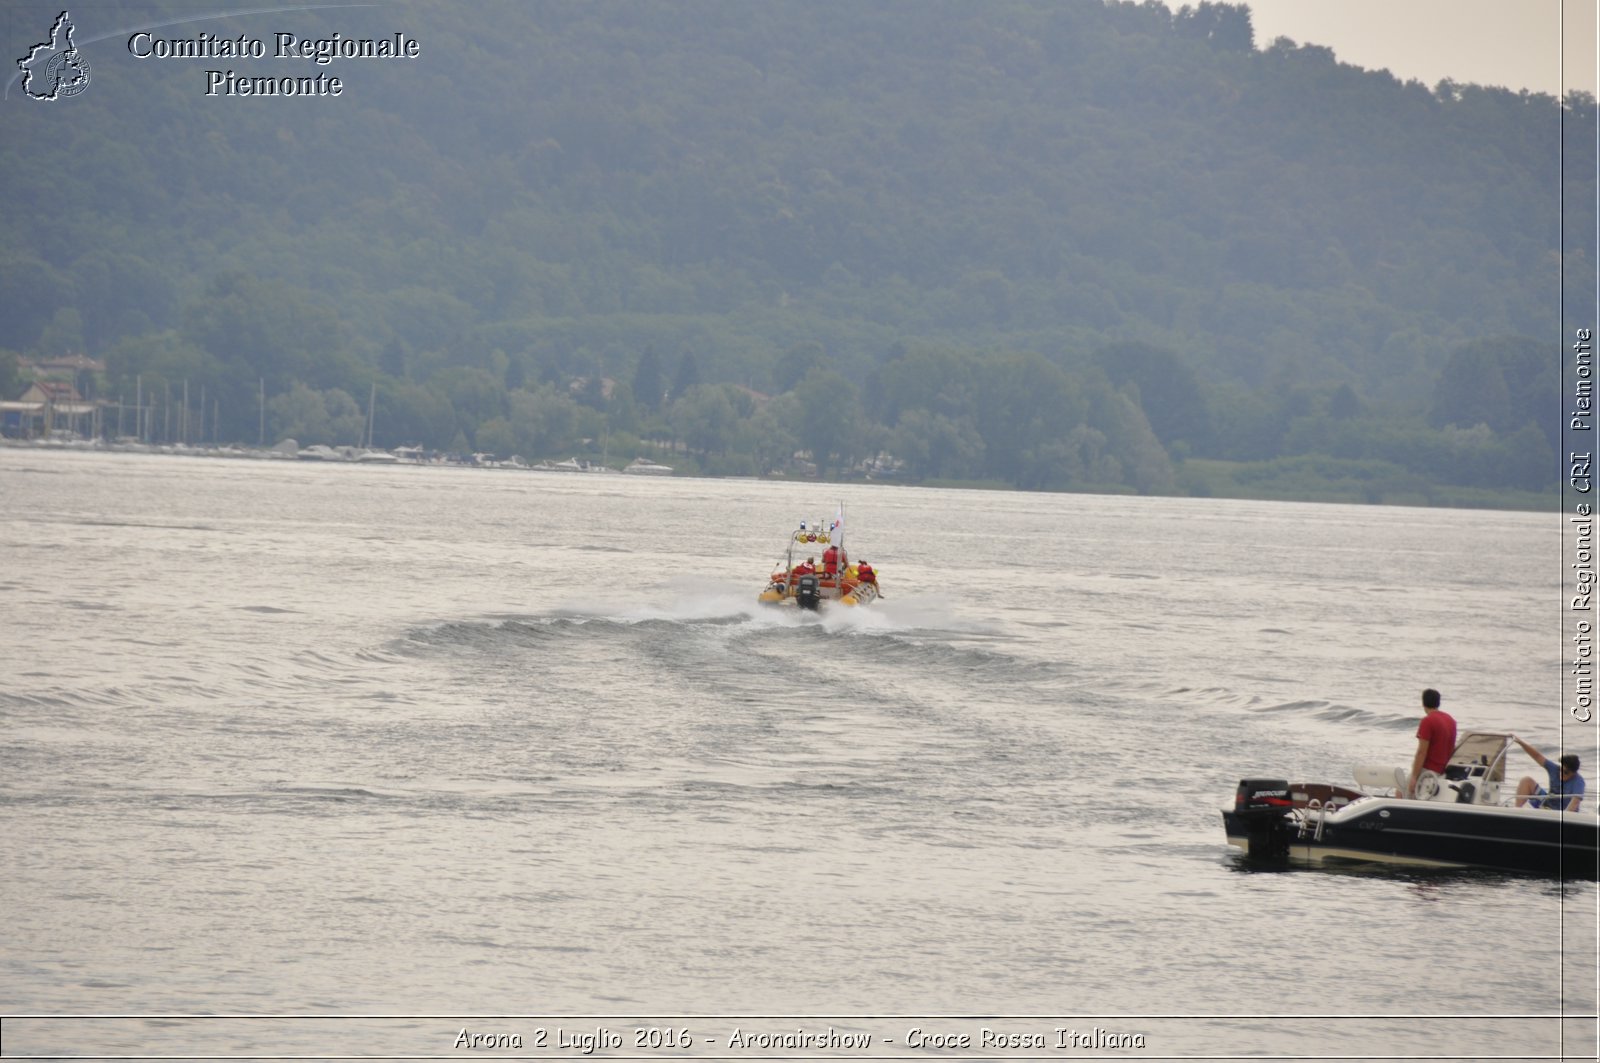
[{"left": 1511, "top": 736, "right": 1584, "bottom": 811}]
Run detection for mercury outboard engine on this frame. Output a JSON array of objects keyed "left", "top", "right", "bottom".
[
  {"left": 1233, "top": 778, "right": 1293, "bottom": 861},
  {"left": 796, "top": 573, "right": 822, "bottom": 610}
]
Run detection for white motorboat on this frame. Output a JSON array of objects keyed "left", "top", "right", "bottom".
[
  {"left": 622, "top": 457, "right": 674, "bottom": 475},
  {"left": 1223, "top": 732, "right": 1597, "bottom": 878}
]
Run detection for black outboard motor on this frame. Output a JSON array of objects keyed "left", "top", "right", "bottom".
[
  {"left": 1232, "top": 778, "right": 1293, "bottom": 861},
  {"left": 796, "top": 573, "right": 822, "bottom": 610}
]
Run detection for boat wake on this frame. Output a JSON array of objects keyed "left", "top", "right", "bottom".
[
  {"left": 400, "top": 574, "right": 1001, "bottom": 644},
  {"left": 383, "top": 579, "right": 1055, "bottom": 699}
]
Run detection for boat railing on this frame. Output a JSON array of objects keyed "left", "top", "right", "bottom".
[{"left": 1294, "top": 799, "right": 1332, "bottom": 842}]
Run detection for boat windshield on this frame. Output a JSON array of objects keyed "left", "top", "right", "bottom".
[{"left": 1447, "top": 732, "right": 1510, "bottom": 781}]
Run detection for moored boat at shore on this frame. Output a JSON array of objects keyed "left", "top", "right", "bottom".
[{"left": 622, "top": 457, "right": 674, "bottom": 475}]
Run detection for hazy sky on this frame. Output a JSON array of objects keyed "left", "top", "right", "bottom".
[{"left": 1245, "top": 0, "right": 1598, "bottom": 97}]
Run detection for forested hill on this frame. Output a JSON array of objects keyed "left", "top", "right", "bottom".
[{"left": 3, "top": 0, "right": 1593, "bottom": 505}]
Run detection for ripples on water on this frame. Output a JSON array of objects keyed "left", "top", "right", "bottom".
[{"left": 0, "top": 451, "right": 1593, "bottom": 1060}]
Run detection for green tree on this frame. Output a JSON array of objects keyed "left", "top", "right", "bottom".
[
  {"left": 37, "top": 308, "right": 86, "bottom": 359},
  {"left": 670, "top": 350, "right": 701, "bottom": 403},
  {"left": 1429, "top": 341, "right": 1514, "bottom": 431},
  {"left": 793, "top": 368, "right": 860, "bottom": 478},
  {"left": 670, "top": 384, "right": 739, "bottom": 460},
  {"left": 0, "top": 254, "right": 73, "bottom": 353},
  {"left": 0, "top": 348, "right": 20, "bottom": 400},
  {"left": 1091, "top": 386, "right": 1176, "bottom": 493},
  {"left": 888, "top": 409, "right": 984, "bottom": 480},
  {"left": 633, "top": 347, "right": 664, "bottom": 412},
  {"left": 1495, "top": 423, "right": 1555, "bottom": 490},
  {"left": 872, "top": 345, "right": 984, "bottom": 427},
  {"left": 577, "top": 360, "right": 608, "bottom": 411},
  {"left": 772, "top": 341, "right": 831, "bottom": 394},
  {"left": 379, "top": 338, "right": 409, "bottom": 379},
  {"left": 1431, "top": 337, "right": 1557, "bottom": 453},
  {"left": 1174, "top": 2, "right": 1255, "bottom": 51},
  {"left": 606, "top": 379, "right": 641, "bottom": 435},
  {"left": 268, "top": 384, "right": 365, "bottom": 446},
  {"left": 974, "top": 352, "right": 1082, "bottom": 485},
  {"left": 1091, "top": 341, "right": 1212, "bottom": 450},
  {"left": 102, "top": 331, "right": 228, "bottom": 427},
  {"left": 69, "top": 250, "right": 175, "bottom": 351},
  {"left": 182, "top": 273, "right": 347, "bottom": 395},
  {"left": 739, "top": 396, "right": 801, "bottom": 475},
  {"left": 432, "top": 366, "right": 508, "bottom": 431},
  {"left": 382, "top": 287, "right": 475, "bottom": 359},
  {"left": 475, "top": 416, "right": 517, "bottom": 457},
  {"left": 508, "top": 383, "right": 582, "bottom": 458},
  {"left": 1326, "top": 382, "right": 1364, "bottom": 420},
  {"left": 377, "top": 379, "right": 456, "bottom": 449},
  {"left": 1208, "top": 382, "right": 1287, "bottom": 461},
  {"left": 1062, "top": 424, "right": 1122, "bottom": 485}
]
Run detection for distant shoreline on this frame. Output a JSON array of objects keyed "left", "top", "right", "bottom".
[{"left": 0, "top": 436, "right": 1554, "bottom": 514}]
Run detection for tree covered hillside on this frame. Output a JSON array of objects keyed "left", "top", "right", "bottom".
[{"left": 2, "top": 0, "right": 1591, "bottom": 504}]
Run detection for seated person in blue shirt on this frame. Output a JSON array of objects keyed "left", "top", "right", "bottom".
[{"left": 1511, "top": 735, "right": 1585, "bottom": 811}]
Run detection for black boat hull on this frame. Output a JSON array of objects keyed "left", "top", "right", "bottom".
[{"left": 1223, "top": 799, "right": 1599, "bottom": 879}]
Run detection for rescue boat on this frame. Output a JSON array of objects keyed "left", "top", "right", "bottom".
[{"left": 758, "top": 509, "right": 882, "bottom": 610}]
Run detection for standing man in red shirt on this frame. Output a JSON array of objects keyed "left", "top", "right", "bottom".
[{"left": 1405, "top": 688, "right": 1456, "bottom": 798}]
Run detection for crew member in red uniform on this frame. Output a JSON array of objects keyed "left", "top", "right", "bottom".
[{"left": 822, "top": 544, "right": 839, "bottom": 576}]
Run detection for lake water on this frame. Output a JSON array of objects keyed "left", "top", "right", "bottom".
[{"left": 1, "top": 448, "right": 1594, "bottom": 1061}]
